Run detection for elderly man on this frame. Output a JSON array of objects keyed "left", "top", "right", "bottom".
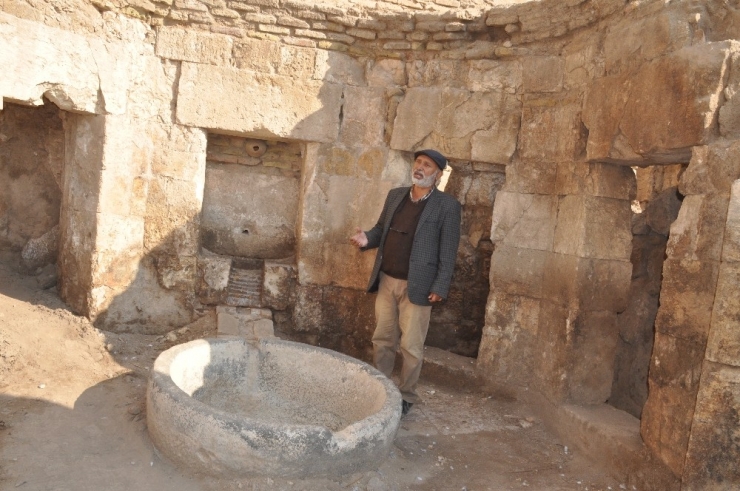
[{"left": 350, "top": 149, "right": 461, "bottom": 416}]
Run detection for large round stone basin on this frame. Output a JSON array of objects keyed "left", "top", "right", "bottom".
[{"left": 147, "top": 338, "right": 402, "bottom": 478}]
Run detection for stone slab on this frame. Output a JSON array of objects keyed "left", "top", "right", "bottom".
[
  {"left": 155, "top": 26, "right": 232, "bottom": 65},
  {"left": 666, "top": 194, "right": 728, "bottom": 262},
  {"left": 680, "top": 142, "right": 740, "bottom": 197},
  {"left": 706, "top": 262, "right": 740, "bottom": 367},
  {"left": 176, "top": 62, "right": 343, "bottom": 143},
  {"left": 490, "top": 191, "right": 557, "bottom": 251}
]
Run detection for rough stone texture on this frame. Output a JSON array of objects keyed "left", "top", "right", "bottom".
[
  {"left": 196, "top": 252, "right": 232, "bottom": 305},
  {"left": 147, "top": 338, "right": 402, "bottom": 478},
  {"left": 680, "top": 141, "right": 740, "bottom": 197},
  {"left": 155, "top": 26, "right": 233, "bottom": 65},
  {"left": 176, "top": 62, "right": 343, "bottom": 142},
  {"left": 262, "top": 261, "right": 296, "bottom": 311},
  {"left": 0, "top": 12, "right": 146, "bottom": 115},
  {"left": 389, "top": 87, "right": 520, "bottom": 164},
  {"left": 584, "top": 43, "right": 731, "bottom": 165},
  {"left": 216, "top": 305, "right": 274, "bottom": 339},
  {"left": 21, "top": 224, "right": 60, "bottom": 271},
  {"left": 705, "top": 262, "right": 740, "bottom": 367},
  {"left": 682, "top": 362, "right": 740, "bottom": 490},
  {"left": 641, "top": 331, "right": 706, "bottom": 477}
]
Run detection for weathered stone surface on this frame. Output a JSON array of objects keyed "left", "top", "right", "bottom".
[
  {"left": 666, "top": 194, "right": 729, "bottom": 262},
  {"left": 196, "top": 252, "right": 232, "bottom": 305},
  {"left": 477, "top": 290, "right": 541, "bottom": 387},
  {"left": 553, "top": 195, "right": 633, "bottom": 261},
  {"left": 706, "top": 262, "right": 740, "bottom": 367},
  {"left": 339, "top": 86, "right": 386, "bottom": 147},
  {"left": 542, "top": 254, "right": 632, "bottom": 313},
  {"left": 522, "top": 56, "right": 563, "bottom": 93},
  {"left": 21, "top": 225, "right": 59, "bottom": 271},
  {"left": 682, "top": 361, "right": 740, "bottom": 490},
  {"left": 366, "top": 59, "right": 406, "bottom": 87},
  {"left": 176, "top": 62, "right": 343, "bottom": 142},
  {"left": 390, "top": 87, "right": 520, "bottom": 164},
  {"left": 655, "top": 259, "right": 719, "bottom": 342},
  {"left": 719, "top": 51, "right": 740, "bottom": 138},
  {"left": 314, "top": 49, "right": 365, "bottom": 85},
  {"left": 490, "top": 192, "right": 557, "bottom": 251},
  {"left": 584, "top": 43, "right": 730, "bottom": 164},
  {"left": 467, "top": 60, "right": 522, "bottom": 93},
  {"left": 504, "top": 160, "right": 558, "bottom": 195},
  {"left": 723, "top": 179, "right": 740, "bottom": 262},
  {"left": 641, "top": 331, "right": 706, "bottom": 477},
  {"left": 155, "top": 26, "right": 232, "bottom": 65},
  {"left": 519, "top": 98, "right": 583, "bottom": 163},
  {"left": 555, "top": 162, "right": 637, "bottom": 201},
  {"left": 489, "top": 245, "right": 547, "bottom": 298},
  {"left": 201, "top": 163, "right": 299, "bottom": 259},
  {"left": 0, "top": 12, "right": 144, "bottom": 115},
  {"left": 603, "top": 7, "right": 693, "bottom": 76},
  {"left": 263, "top": 261, "right": 296, "bottom": 311},
  {"left": 216, "top": 305, "right": 274, "bottom": 339},
  {"left": 680, "top": 142, "right": 740, "bottom": 196}
]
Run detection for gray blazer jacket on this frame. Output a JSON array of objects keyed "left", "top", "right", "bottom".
[{"left": 362, "top": 186, "right": 462, "bottom": 306}]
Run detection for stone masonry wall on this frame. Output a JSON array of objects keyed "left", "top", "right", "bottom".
[{"left": 3, "top": 1, "right": 740, "bottom": 487}]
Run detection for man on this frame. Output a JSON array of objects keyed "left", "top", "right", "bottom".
[{"left": 350, "top": 149, "right": 461, "bottom": 416}]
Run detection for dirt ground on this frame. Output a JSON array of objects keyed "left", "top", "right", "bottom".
[{"left": 0, "top": 257, "right": 626, "bottom": 491}]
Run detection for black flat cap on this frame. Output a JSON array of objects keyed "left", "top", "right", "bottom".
[{"left": 414, "top": 149, "right": 447, "bottom": 170}]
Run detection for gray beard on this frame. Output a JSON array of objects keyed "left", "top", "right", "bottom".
[{"left": 411, "top": 171, "right": 437, "bottom": 188}]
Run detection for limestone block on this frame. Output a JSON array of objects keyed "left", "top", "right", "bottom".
[
  {"left": 680, "top": 141, "right": 740, "bottom": 196},
  {"left": 666, "top": 194, "right": 729, "bottom": 262},
  {"left": 176, "top": 62, "right": 343, "bottom": 143},
  {"left": 566, "top": 309, "right": 619, "bottom": 404},
  {"left": 200, "top": 164, "right": 299, "bottom": 259},
  {"left": 0, "top": 13, "right": 138, "bottom": 115},
  {"left": 706, "top": 262, "right": 740, "bottom": 367},
  {"left": 489, "top": 244, "right": 547, "bottom": 298},
  {"left": 21, "top": 225, "right": 59, "bottom": 271},
  {"left": 477, "top": 290, "right": 541, "bottom": 386},
  {"left": 319, "top": 286, "right": 376, "bottom": 359},
  {"left": 155, "top": 26, "right": 232, "bottom": 65},
  {"left": 555, "top": 162, "right": 636, "bottom": 201},
  {"left": 518, "top": 98, "right": 582, "bottom": 163},
  {"left": 682, "top": 361, "right": 740, "bottom": 490},
  {"left": 655, "top": 259, "right": 719, "bottom": 343},
  {"left": 196, "top": 253, "right": 232, "bottom": 305},
  {"left": 91, "top": 256, "right": 193, "bottom": 334},
  {"left": 263, "top": 261, "right": 296, "bottom": 311},
  {"left": 91, "top": 214, "right": 145, "bottom": 288},
  {"left": 490, "top": 192, "right": 557, "bottom": 251},
  {"left": 407, "top": 60, "right": 467, "bottom": 89},
  {"left": 314, "top": 49, "right": 365, "bottom": 86},
  {"left": 144, "top": 176, "right": 201, "bottom": 257},
  {"left": 604, "top": 8, "right": 693, "bottom": 75},
  {"left": 503, "top": 159, "right": 558, "bottom": 195},
  {"left": 366, "top": 59, "right": 406, "bottom": 87},
  {"left": 553, "top": 195, "right": 633, "bottom": 261},
  {"left": 291, "top": 285, "right": 325, "bottom": 334},
  {"left": 641, "top": 331, "right": 707, "bottom": 477},
  {"left": 467, "top": 60, "right": 522, "bottom": 93},
  {"left": 562, "top": 33, "right": 604, "bottom": 89},
  {"left": 522, "top": 56, "right": 563, "bottom": 93},
  {"left": 339, "top": 86, "right": 386, "bottom": 147},
  {"left": 155, "top": 254, "right": 197, "bottom": 291},
  {"left": 390, "top": 87, "right": 521, "bottom": 164},
  {"left": 233, "top": 38, "right": 281, "bottom": 73},
  {"left": 217, "top": 306, "right": 274, "bottom": 339},
  {"left": 724, "top": 180, "right": 740, "bottom": 262},
  {"left": 719, "top": 51, "right": 740, "bottom": 138},
  {"left": 585, "top": 43, "right": 730, "bottom": 164}
]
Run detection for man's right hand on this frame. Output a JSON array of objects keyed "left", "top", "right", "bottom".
[{"left": 349, "top": 228, "right": 368, "bottom": 248}]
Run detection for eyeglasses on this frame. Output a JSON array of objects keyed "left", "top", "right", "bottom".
[{"left": 389, "top": 227, "right": 408, "bottom": 235}]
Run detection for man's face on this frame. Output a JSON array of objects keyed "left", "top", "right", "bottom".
[{"left": 411, "top": 154, "right": 439, "bottom": 187}]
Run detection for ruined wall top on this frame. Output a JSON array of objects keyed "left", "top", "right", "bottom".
[{"left": 2, "top": 0, "right": 634, "bottom": 58}]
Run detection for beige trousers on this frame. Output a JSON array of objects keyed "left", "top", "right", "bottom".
[{"left": 372, "top": 272, "right": 432, "bottom": 404}]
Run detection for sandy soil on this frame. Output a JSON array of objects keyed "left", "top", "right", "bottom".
[{"left": 0, "top": 257, "right": 625, "bottom": 491}]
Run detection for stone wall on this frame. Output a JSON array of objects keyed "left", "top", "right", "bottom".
[{"left": 3, "top": 0, "right": 740, "bottom": 487}]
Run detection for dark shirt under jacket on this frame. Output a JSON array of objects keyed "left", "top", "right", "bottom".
[{"left": 380, "top": 193, "right": 429, "bottom": 280}]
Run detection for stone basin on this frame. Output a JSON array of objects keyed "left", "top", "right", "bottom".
[{"left": 146, "top": 338, "right": 402, "bottom": 478}]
